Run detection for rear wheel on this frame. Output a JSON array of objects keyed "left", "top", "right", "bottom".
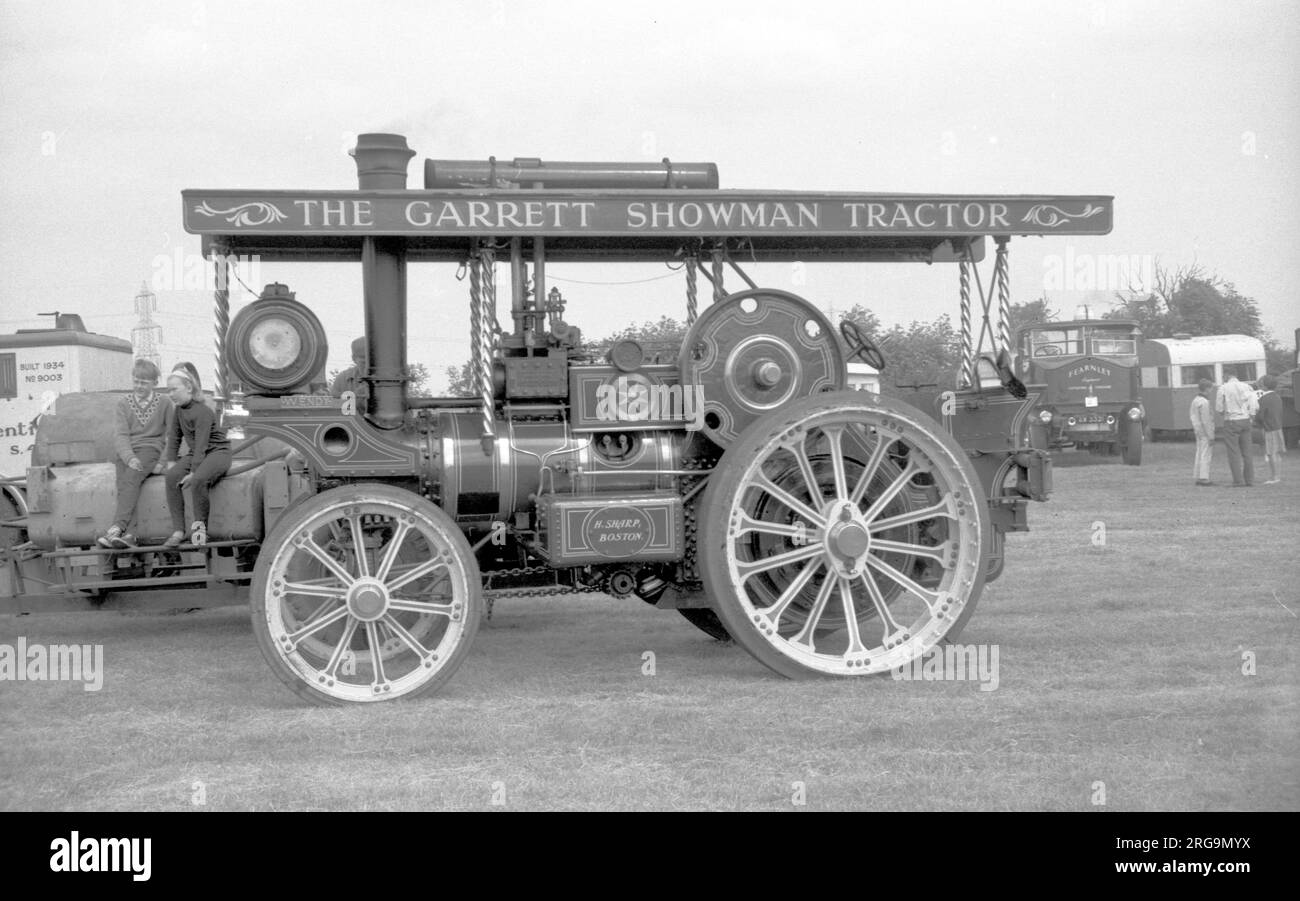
[
  {"left": 250, "top": 483, "right": 480, "bottom": 705},
  {"left": 697, "top": 391, "right": 989, "bottom": 679}
]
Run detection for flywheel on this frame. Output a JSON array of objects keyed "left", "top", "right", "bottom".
[{"left": 680, "top": 289, "right": 845, "bottom": 448}]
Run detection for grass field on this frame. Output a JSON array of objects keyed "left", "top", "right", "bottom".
[{"left": 1, "top": 440, "right": 1296, "bottom": 811}]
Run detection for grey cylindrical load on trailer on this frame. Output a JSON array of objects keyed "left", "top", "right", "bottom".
[{"left": 23, "top": 462, "right": 265, "bottom": 549}]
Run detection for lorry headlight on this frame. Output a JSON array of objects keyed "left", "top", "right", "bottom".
[
  {"left": 1126, "top": 406, "right": 1144, "bottom": 420},
  {"left": 1038, "top": 410, "right": 1053, "bottom": 423}
]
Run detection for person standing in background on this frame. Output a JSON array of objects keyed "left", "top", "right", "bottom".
[
  {"left": 1190, "top": 377, "right": 1216, "bottom": 487},
  {"left": 1257, "top": 374, "right": 1285, "bottom": 484},
  {"left": 1215, "top": 372, "right": 1258, "bottom": 487},
  {"left": 330, "top": 337, "right": 369, "bottom": 400}
]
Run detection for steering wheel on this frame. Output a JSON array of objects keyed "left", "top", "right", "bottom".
[
  {"left": 839, "top": 320, "right": 886, "bottom": 370},
  {"left": 1036, "top": 345, "right": 1062, "bottom": 357}
]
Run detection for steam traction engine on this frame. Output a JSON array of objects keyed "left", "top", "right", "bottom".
[{"left": 5, "top": 134, "right": 1112, "bottom": 705}]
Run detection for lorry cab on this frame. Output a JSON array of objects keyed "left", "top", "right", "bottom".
[{"left": 1015, "top": 318, "right": 1145, "bottom": 464}]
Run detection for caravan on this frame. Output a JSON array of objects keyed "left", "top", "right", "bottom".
[{"left": 1138, "top": 334, "right": 1266, "bottom": 437}]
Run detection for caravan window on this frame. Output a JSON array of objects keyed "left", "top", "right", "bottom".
[
  {"left": 1180, "top": 365, "right": 1215, "bottom": 386},
  {"left": 1222, "top": 362, "right": 1257, "bottom": 381}
]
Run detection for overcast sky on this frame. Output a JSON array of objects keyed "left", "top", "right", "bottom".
[{"left": 1, "top": 0, "right": 1296, "bottom": 390}]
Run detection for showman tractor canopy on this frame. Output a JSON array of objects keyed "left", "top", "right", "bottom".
[{"left": 0, "top": 133, "right": 1113, "bottom": 705}]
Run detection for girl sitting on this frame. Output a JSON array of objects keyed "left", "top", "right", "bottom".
[
  {"left": 98, "top": 359, "right": 174, "bottom": 548},
  {"left": 162, "top": 362, "right": 231, "bottom": 547}
]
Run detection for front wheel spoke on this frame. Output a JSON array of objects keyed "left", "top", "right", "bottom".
[
  {"left": 282, "top": 581, "right": 348, "bottom": 600},
  {"left": 374, "top": 520, "right": 413, "bottom": 582},
  {"left": 386, "top": 556, "right": 447, "bottom": 592},
  {"left": 838, "top": 576, "right": 868, "bottom": 656},
  {"left": 364, "top": 621, "right": 388, "bottom": 687},
  {"left": 285, "top": 603, "right": 350, "bottom": 647},
  {"left": 348, "top": 515, "right": 370, "bottom": 578},
  {"left": 871, "top": 538, "right": 955, "bottom": 567},
  {"left": 735, "top": 543, "right": 824, "bottom": 583},
  {"left": 381, "top": 613, "right": 435, "bottom": 658},
  {"left": 388, "top": 598, "right": 457, "bottom": 617},
  {"left": 866, "top": 554, "right": 940, "bottom": 612},
  {"left": 790, "top": 573, "right": 837, "bottom": 650},
  {"left": 322, "top": 615, "right": 360, "bottom": 677},
  {"left": 857, "top": 572, "right": 907, "bottom": 638},
  {"left": 861, "top": 459, "right": 920, "bottom": 523},
  {"left": 299, "top": 537, "right": 357, "bottom": 586},
  {"left": 869, "top": 495, "right": 957, "bottom": 532},
  {"left": 752, "top": 472, "right": 826, "bottom": 527},
  {"left": 755, "top": 559, "right": 824, "bottom": 624},
  {"left": 735, "top": 511, "right": 819, "bottom": 541}
]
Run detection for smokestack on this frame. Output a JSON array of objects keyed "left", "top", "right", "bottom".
[
  {"left": 352, "top": 134, "right": 415, "bottom": 428},
  {"left": 351, "top": 133, "right": 416, "bottom": 189}
]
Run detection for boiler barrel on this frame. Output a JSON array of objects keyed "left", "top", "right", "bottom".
[{"left": 425, "top": 158, "right": 719, "bottom": 190}]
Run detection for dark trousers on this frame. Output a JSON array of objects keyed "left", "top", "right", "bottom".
[
  {"left": 1222, "top": 418, "right": 1255, "bottom": 486},
  {"left": 164, "top": 450, "right": 232, "bottom": 533},
  {"left": 112, "top": 446, "right": 161, "bottom": 532}
]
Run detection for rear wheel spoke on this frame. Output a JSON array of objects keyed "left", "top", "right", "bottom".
[
  {"left": 755, "top": 559, "right": 824, "bottom": 625},
  {"left": 838, "top": 576, "right": 868, "bottom": 656},
  {"left": 871, "top": 538, "right": 954, "bottom": 566},
  {"left": 824, "top": 425, "right": 850, "bottom": 502},
  {"left": 735, "top": 511, "right": 818, "bottom": 541},
  {"left": 790, "top": 574, "right": 837, "bottom": 650},
  {"left": 736, "top": 544, "right": 824, "bottom": 583},
  {"left": 858, "top": 572, "right": 908, "bottom": 641},
  {"left": 753, "top": 471, "right": 827, "bottom": 527},
  {"left": 861, "top": 459, "right": 920, "bottom": 522},
  {"left": 866, "top": 553, "right": 940, "bottom": 612},
  {"left": 848, "top": 433, "right": 892, "bottom": 507},
  {"left": 869, "top": 495, "right": 956, "bottom": 532}
]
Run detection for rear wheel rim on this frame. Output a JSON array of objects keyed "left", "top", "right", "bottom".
[{"left": 713, "top": 404, "right": 984, "bottom": 675}]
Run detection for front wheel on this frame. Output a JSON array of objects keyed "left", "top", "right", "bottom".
[
  {"left": 250, "top": 483, "right": 481, "bottom": 705},
  {"left": 697, "top": 391, "right": 990, "bottom": 679}
]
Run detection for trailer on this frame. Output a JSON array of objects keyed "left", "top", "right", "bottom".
[{"left": 1139, "top": 334, "right": 1266, "bottom": 437}]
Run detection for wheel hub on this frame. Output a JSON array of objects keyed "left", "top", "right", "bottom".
[
  {"left": 830, "top": 521, "right": 870, "bottom": 558},
  {"left": 347, "top": 579, "right": 389, "bottom": 621},
  {"left": 823, "top": 503, "right": 871, "bottom": 575}
]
